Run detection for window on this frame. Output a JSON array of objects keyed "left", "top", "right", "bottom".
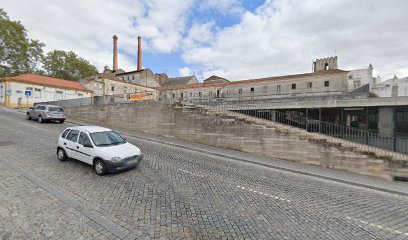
[
  {"left": 262, "top": 86, "right": 267, "bottom": 93},
  {"left": 198, "top": 92, "right": 202, "bottom": 97},
  {"left": 78, "top": 132, "right": 92, "bottom": 146},
  {"left": 172, "top": 93, "right": 175, "bottom": 99},
  {"left": 324, "top": 81, "right": 330, "bottom": 87},
  {"left": 90, "top": 131, "right": 126, "bottom": 147},
  {"left": 55, "top": 91, "right": 63, "bottom": 100},
  {"left": 353, "top": 80, "right": 361, "bottom": 89},
  {"left": 277, "top": 85, "right": 281, "bottom": 92},
  {"left": 238, "top": 89, "right": 243, "bottom": 94},
  {"left": 307, "top": 82, "right": 312, "bottom": 89},
  {"left": 66, "top": 130, "right": 79, "bottom": 142},
  {"left": 127, "top": 76, "right": 129, "bottom": 81},
  {"left": 132, "top": 76, "right": 135, "bottom": 80},
  {"left": 292, "top": 84, "right": 296, "bottom": 90},
  {"left": 325, "top": 63, "right": 329, "bottom": 70},
  {"left": 111, "top": 85, "right": 115, "bottom": 91},
  {"left": 78, "top": 93, "right": 84, "bottom": 98},
  {"left": 180, "top": 93, "right": 184, "bottom": 98},
  {"left": 48, "top": 107, "right": 64, "bottom": 112},
  {"left": 250, "top": 87, "right": 255, "bottom": 93},
  {"left": 33, "top": 88, "right": 41, "bottom": 98},
  {"left": 0, "top": 85, "right": 3, "bottom": 98},
  {"left": 61, "top": 129, "right": 71, "bottom": 139}
]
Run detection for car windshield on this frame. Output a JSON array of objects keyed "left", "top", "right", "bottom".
[
  {"left": 90, "top": 131, "right": 126, "bottom": 147},
  {"left": 48, "top": 107, "right": 64, "bottom": 112}
]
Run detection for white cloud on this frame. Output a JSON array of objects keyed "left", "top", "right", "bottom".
[
  {"left": 2, "top": 0, "right": 194, "bottom": 72},
  {"left": 178, "top": 67, "right": 192, "bottom": 76},
  {"left": 199, "top": 0, "right": 244, "bottom": 15},
  {"left": 182, "top": 0, "right": 408, "bottom": 80}
]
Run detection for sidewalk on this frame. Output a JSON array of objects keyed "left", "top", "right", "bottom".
[{"left": 65, "top": 117, "right": 408, "bottom": 197}]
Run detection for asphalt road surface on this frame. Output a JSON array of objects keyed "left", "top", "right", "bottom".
[{"left": 0, "top": 108, "right": 407, "bottom": 240}]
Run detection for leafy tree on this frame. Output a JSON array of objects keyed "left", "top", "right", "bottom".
[
  {"left": 0, "top": 8, "right": 44, "bottom": 77},
  {"left": 42, "top": 50, "right": 98, "bottom": 81}
]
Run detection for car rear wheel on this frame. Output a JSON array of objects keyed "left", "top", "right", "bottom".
[
  {"left": 38, "top": 115, "right": 43, "bottom": 123},
  {"left": 94, "top": 159, "right": 107, "bottom": 175},
  {"left": 26, "top": 113, "right": 31, "bottom": 120},
  {"left": 57, "top": 148, "right": 67, "bottom": 161},
  {"left": 59, "top": 120, "right": 65, "bottom": 123}
]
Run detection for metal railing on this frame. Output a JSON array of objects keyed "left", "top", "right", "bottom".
[
  {"left": 201, "top": 102, "right": 408, "bottom": 156},
  {"left": 36, "top": 95, "right": 129, "bottom": 108}
]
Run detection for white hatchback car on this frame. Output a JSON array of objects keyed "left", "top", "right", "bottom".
[{"left": 57, "top": 126, "right": 142, "bottom": 175}]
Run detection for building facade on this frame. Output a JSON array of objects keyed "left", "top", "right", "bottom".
[
  {"left": 157, "top": 57, "right": 350, "bottom": 101},
  {"left": 372, "top": 75, "right": 408, "bottom": 97},
  {"left": 0, "top": 74, "right": 91, "bottom": 108},
  {"left": 80, "top": 74, "right": 157, "bottom": 99}
]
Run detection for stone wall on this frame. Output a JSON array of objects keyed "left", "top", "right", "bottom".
[{"left": 65, "top": 101, "right": 408, "bottom": 181}]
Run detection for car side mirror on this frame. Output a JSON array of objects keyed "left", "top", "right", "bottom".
[{"left": 84, "top": 143, "right": 93, "bottom": 148}]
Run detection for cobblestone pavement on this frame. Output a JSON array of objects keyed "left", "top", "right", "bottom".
[{"left": 0, "top": 108, "right": 408, "bottom": 240}]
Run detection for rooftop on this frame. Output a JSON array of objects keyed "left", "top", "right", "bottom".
[
  {"left": 157, "top": 69, "right": 348, "bottom": 91},
  {"left": 73, "top": 126, "right": 112, "bottom": 133},
  {"left": 3, "top": 73, "right": 89, "bottom": 92}
]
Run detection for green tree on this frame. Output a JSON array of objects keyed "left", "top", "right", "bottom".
[
  {"left": 42, "top": 50, "right": 98, "bottom": 81},
  {"left": 0, "top": 8, "right": 44, "bottom": 77}
]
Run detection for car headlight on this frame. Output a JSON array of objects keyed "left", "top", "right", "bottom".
[{"left": 111, "top": 157, "right": 123, "bottom": 162}]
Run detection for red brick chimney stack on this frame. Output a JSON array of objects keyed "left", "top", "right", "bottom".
[
  {"left": 113, "top": 35, "right": 118, "bottom": 71},
  {"left": 137, "top": 36, "right": 142, "bottom": 71}
]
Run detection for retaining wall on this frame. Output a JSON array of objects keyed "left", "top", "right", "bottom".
[{"left": 65, "top": 101, "right": 408, "bottom": 180}]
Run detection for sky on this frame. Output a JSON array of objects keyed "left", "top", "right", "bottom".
[{"left": 2, "top": 0, "right": 408, "bottom": 81}]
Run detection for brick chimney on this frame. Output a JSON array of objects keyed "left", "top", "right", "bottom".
[
  {"left": 137, "top": 36, "right": 142, "bottom": 71},
  {"left": 113, "top": 35, "right": 118, "bottom": 71}
]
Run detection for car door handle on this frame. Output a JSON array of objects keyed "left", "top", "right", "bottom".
[
  {"left": 76, "top": 146, "right": 79, "bottom": 149},
  {"left": 64, "top": 142, "right": 66, "bottom": 145}
]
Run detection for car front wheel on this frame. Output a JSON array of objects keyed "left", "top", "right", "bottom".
[
  {"left": 94, "top": 159, "right": 107, "bottom": 175},
  {"left": 57, "top": 148, "right": 67, "bottom": 161},
  {"left": 38, "top": 115, "right": 43, "bottom": 123},
  {"left": 26, "top": 113, "right": 31, "bottom": 120}
]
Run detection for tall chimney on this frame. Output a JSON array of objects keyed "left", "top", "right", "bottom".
[
  {"left": 137, "top": 36, "right": 142, "bottom": 71},
  {"left": 113, "top": 35, "right": 118, "bottom": 71}
]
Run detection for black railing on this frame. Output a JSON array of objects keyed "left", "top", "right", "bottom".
[{"left": 231, "top": 108, "right": 408, "bottom": 155}]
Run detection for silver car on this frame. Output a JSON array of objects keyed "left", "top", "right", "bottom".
[{"left": 27, "top": 105, "right": 66, "bottom": 123}]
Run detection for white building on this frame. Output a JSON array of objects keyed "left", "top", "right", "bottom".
[
  {"left": 347, "top": 64, "right": 378, "bottom": 92},
  {"left": 371, "top": 75, "right": 408, "bottom": 97},
  {"left": 0, "top": 73, "right": 92, "bottom": 108}
]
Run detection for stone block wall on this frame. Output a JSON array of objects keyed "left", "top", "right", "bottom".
[{"left": 65, "top": 101, "right": 408, "bottom": 181}]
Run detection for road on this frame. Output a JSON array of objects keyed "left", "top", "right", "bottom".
[{"left": 0, "top": 108, "right": 407, "bottom": 240}]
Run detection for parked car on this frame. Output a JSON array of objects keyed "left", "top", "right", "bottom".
[
  {"left": 57, "top": 126, "right": 143, "bottom": 175},
  {"left": 27, "top": 105, "right": 66, "bottom": 123}
]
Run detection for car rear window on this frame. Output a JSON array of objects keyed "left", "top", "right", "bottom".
[
  {"left": 61, "top": 129, "right": 71, "bottom": 138},
  {"left": 48, "top": 107, "right": 64, "bottom": 112},
  {"left": 66, "top": 130, "right": 79, "bottom": 142}
]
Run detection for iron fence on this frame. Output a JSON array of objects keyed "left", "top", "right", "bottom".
[
  {"left": 203, "top": 102, "right": 408, "bottom": 155},
  {"left": 36, "top": 95, "right": 128, "bottom": 108}
]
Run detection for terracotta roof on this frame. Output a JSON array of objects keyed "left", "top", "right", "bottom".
[
  {"left": 4, "top": 73, "right": 89, "bottom": 91},
  {"left": 157, "top": 69, "right": 348, "bottom": 91}
]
